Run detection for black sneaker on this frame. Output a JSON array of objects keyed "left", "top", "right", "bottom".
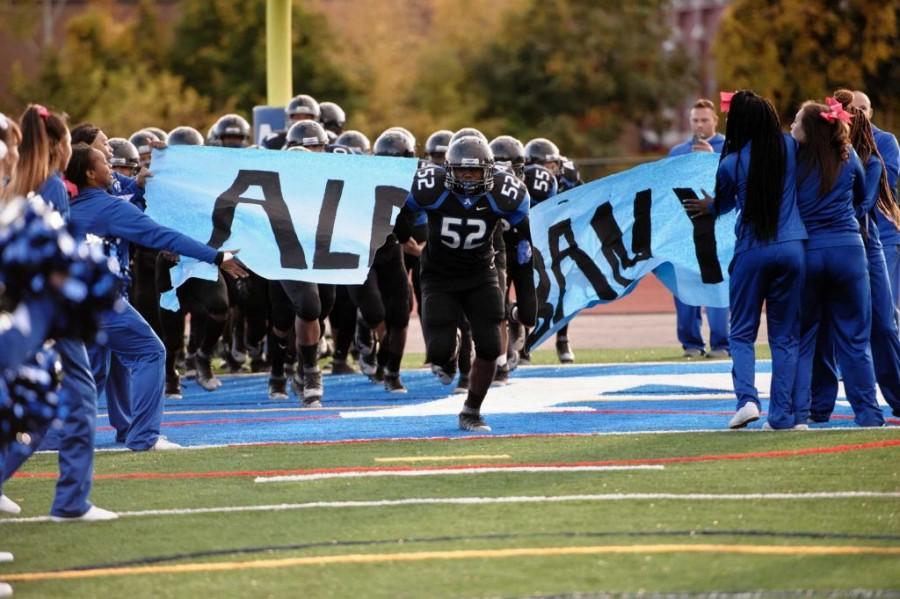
[
  {"left": 165, "top": 375, "right": 183, "bottom": 400},
  {"left": 268, "top": 375, "right": 289, "bottom": 400},
  {"left": 383, "top": 372, "right": 407, "bottom": 393},
  {"left": 303, "top": 368, "right": 323, "bottom": 401},
  {"left": 556, "top": 337, "right": 575, "bottom": 363},
  {"left": 453, "top": 374, "right": 469, "bottom": 395},
  {"left": 492, "top": 365, "right": 510, "bottom": 387},
  {"left": 432, "top": 362, "right": 457, "bottom": 385},
  {"left": 330, "top": 360, "right": 355, "bottom": 375},
  {"left": 195, "top": 352, "right": 220, "bottom": 391},
  {"left": 458, "top": 412, "right": 492, "bottom": 432},
  {"left": 372, "top": 364, "right": 385, "bottom": 383}
]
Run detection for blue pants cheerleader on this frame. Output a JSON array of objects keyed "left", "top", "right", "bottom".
[
  {"left": 89, "top": 345, "right": 133, "bottom": 443},
  {"left": 810, "top": 245, "right": 900, "bottom": 420},
  {"left": 793, "top": 245, "right": 884, "bottom": 427},
  {"left": 0, "top": 339, "right": 99, "bottom": 517},
  {"left": 728, "top": 241, "right": 805, "bottom": 428},
  {"left": 674, "top": 298, "right": 730, "bottom": 352}
]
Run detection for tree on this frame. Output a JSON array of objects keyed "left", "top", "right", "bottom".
[
  {"left": 168, "top": 0, "right": 358, "bottom": 117},
  {"left": 714, "top": 0, "right": 899, "bottom": 128},
  {"left": 9, "top": 0, "right": 210, "bottom": 135},
  {"left": 462, "top": 0, "right": 694, "bottom": 155}
]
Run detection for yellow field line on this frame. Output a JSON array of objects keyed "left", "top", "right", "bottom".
[
  {"left": 7, "top": 544, "right": 900, "bottom": 582},
  {"left": 374, "top": 454, "right": 512, "bottom": 463}
]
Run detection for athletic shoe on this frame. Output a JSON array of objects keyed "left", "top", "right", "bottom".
[
  {"left": 0, "top": 494, "right": 21, "bottom": 515},
  {"left": 0, "top": 552, "right": 10, "bottom": 563},
  {"left": 492, "top": 365, "right": 510, "bottom": 387},
  {"left": 231, "top": 337, "right": 248, "bottom": 366},
  {"left": 682, "top": 348, "right": 705, "bottom": 359},
  {"left": 518, "top": 353, "right": 531, "bottom": 366},
  {"left": 729, "top": 402, "right": 760, "bottom": 429},
  {"left": 222, "top": 350, "right": 244, "bottom": 374},
  {"left": 184, "top": 352, "right": 197, "bottom": 379},
  {"left": 290, "top": 370, "right": 303, "bottom": 397},
  {"left": 0, "top": 582, "right": 11, "bottom": 598},
  {"left": 432, "top": 362, "right": 457, "bottom": 386},
  {"left": 330, "top": 360, "right": 355, "bottom": 375},
  {"left": 372, "top": 364, "right": 385, "bottom": 383},
  {"left": 458, "top": 412, "right": 492, "bottom": 433},
  {"left": 384, "top": 372, "right": 407, "bottom": 393},
  {"left": 149, "top": 436, "right": 183, "bottom": 451},
  {"left": 268, "top": 375, "right": 289, "bottom": 400},
  {"left": 302, "top": 397, "right": 322, "bottom": 409},
  {"left": 763, "top": 422, "right": 809, "bottom": 431},
  {"left": 303, "top": 368, "right": 324, "bottom": 400},
  {"left": 195, "top": 352, "right": 220, "bottom": 392},
  {"left": 358, "top": 345, "right": 377, "bottom": 376},
  {"left": 453, "top": 374, "right": 469, "bottom": 394},
  {"left": 706, "top": 348, "right": 730, "bottom": 359},
  {"left": 50, "top": 505, "right": 119, "bottom": 523},
  {"left": 808, "top": 413, "right": 831, "bottom": 423},
  {"left": 556, "top": 337, "right": 575, "bottom": 363}
]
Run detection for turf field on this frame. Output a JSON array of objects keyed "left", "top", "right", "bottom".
[{"left": 2, "top": 357, "right": 899, "bottom": 598}]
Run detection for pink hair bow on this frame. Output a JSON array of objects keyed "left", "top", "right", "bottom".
[
  {"left": 821, "top": 97, "right": 852, "bottom": 124},
  {"left": 34, "top": 104, "right": 50, "bottom": 120},
  {"left": 720, "top": 91, "right": 735, "bottom": 113}
]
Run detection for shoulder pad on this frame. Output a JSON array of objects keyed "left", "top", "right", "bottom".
[
  {"left": 409, "top": 165, "right": 447, "bottom": 208},
  {"left": 490, "top": 169, "right": 528, "bottom": 213},
  {"left": 523, "top": 164, "right": 558, "bottom": 204}
]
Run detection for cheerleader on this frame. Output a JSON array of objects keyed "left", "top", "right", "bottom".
[
  {"left": 789, "top": 99, "right": 884, "bottom": 427},
  {"left": 684, "top": 91, "right": 808, "bottom": 430}
]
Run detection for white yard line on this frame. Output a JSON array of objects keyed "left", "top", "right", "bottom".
[
  {"left": 254, "top": 464, "right": 665, "bottom": 483},
  {"left": 3, "top": 491, "right": 897, "bottom": 525}
]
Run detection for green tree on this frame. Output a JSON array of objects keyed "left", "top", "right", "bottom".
[
  {"left": 169, "top": 0, "right": 358, "bottom": 117},
  {"left": 9, "top": 0, "right": 210, "bottom": 135},
  {"left": 714, "top": 0, "right": 899, "bottom": 128},
  {"left": 460, "top": 0, "right": 694, "bottom": 155}
]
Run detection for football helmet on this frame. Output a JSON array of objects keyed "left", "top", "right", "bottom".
[
  {"left": 489, "top": 135, "right": 525, "bottom": 178},
  {"left": 285, "top": 120, "right": 328, "bottom": 149},
  {"left": 212, "top": 114, "right": 251, "bottom": 147},
  {"left": 285, "top": 94, "right": 320, "bottom": 121},
  {"left": 335, "top": 130, "right": 371, "bottom": 154},
  {"left": 373, "top": 130, "right": 415, "bottom": 157},
  {"left": 445, "top": 136, "right": 494, "bottom": 196},
  {"left": 425, "top": 129, "right": 453, "bottom": 162},
  {"left": 319, "top": 101, "right": 346, "bottom": 134},
  {"left": 450, "top": 127, "right": 488, "bottom": 145},
  {"left": 524, "top": 138, "right": 561, "bottom": 166},
  {"left": 167, "top": 126, "right": 204, "bottom": 146},
  {"left": 108, "top": 138, "right": 141, "bottom": 173}
]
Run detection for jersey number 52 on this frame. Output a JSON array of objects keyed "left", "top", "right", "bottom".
[{"left": 440, "top": 217, "right": 487, "bottom": 249}]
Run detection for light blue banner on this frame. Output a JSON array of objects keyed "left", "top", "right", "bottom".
[
  {"left": 145, "top": 146, "right": 419, "bottom": 309},
  {"left": 528, "top": 152, "right": 736, "bottom": 348}
]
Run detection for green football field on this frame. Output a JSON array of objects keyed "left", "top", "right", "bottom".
[{"left": 2, "top": 427, "right": 899, "bottom": 598}]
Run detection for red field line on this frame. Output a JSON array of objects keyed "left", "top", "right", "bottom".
[{"left": 15, "top": 439, "right": 900, "bottom": 481}]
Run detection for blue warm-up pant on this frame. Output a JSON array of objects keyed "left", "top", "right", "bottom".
[
  {"left": 0, "top": 339, "right": 99, "bottom": 517},
  {"left": 728, "top": 241, "right": 805, "bottom": 428},
  {"left": 793, "top": 245, "right": 883, "bottom": 427},
  {"left": 886, "top": 243, "right": 900, "bottom": 309},
  {"left": 810, "top": 245, "right": 900, "bottom": 419},
  {"left": 89, "top": 346, "right": 133, "bottom": 443},
  {"left": 93, "top": 301, "right": 167, "bottom": 450},
  {"left": 674, "top": 297, "right": 730, "bottom": 352}
]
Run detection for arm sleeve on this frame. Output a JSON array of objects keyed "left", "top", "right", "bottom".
[
  {"left": 713, "top": 160, "right": 737, "bottom": 215},
  {"left": 850, "top": 153, "right": 868, "bottom": 214},
  {"left": 104, "top": 198, "right": 218, "bottom": 263},
  {"left": 506, "top": 216, "right": 536, "bottom": 328},
  {"left": 878, "top": 132, "right": 900, "bottom": 192},
  {"left": 860, "top": 157, "right": 883, "bottom": 216},
  {"left": 113, "top": 172, "right": 146, "bottom": 211}
]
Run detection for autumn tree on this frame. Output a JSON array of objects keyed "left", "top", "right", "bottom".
[{"left": 714, "top": 0, "right": 899, "bottom": 128}]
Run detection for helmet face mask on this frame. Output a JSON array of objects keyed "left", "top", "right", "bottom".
[{"left": 444, "top": 137, "right": 494, "bottom": 197}]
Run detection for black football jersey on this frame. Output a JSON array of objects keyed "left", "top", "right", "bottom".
[
  {"left": 558, "top": 156, "right": 584, "bottom": 191},
  {"left": 405, "top": 165, "right": 530, "bottom": 284},
  {"left": 523, "top": 164, "right": 559, "bottom": 206}
]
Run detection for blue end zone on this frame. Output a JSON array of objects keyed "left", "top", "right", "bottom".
[{"left": 96, "top": 361, "right": 894, "bottom": 448}]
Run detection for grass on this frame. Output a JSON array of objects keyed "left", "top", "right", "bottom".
[{"left": 3, "top": 429, "right": 899, "bottom": 598}]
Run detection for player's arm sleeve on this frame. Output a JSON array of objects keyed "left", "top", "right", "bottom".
[
  {"left": 393, "top": 205, "right": 426, "bottom": 243},
  {"left": 713, "top": 161, "right": 737, "bottom": 215},
  {"left": 105, "top": 199, "right": 219, "bottom": 264},
  {"left": 506, "top": 215, "right": 536, "bottom": 328}
]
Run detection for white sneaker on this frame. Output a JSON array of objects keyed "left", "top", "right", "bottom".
[
  {"left": 50, "top": 505, "right": 118, "bottom": 522},
  {"left": 150, "top": 436, "right": 183, "bottom": 451},
  {"left": 763, "top": 422, "right": 809, "bottom": 431},
  {"left": 0, "top": 582, "right": 12, "bottom": 598},
  {"left": 729, "top": 402, "right": 760, "bottom": 429},
  {"left": 0, "top": 552, "right": 12, "bottom": 563},
  {"left": 0, "top": 495, "right": 21, "bottom": 515}
]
